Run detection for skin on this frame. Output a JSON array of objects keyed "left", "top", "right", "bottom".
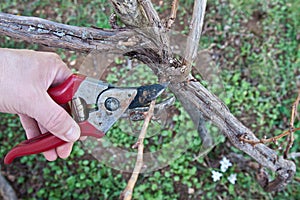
[{"left": 0, "top": 48, "right": 80, "bottom": 161}]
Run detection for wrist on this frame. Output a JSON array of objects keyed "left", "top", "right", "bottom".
[
  {"left": 0, "top": 49, "right": 7, "bottom": 111},
  {"left": 0, "top": 48, "right": 18, "bottom": 113},
  {"left": 0, "top": 48, "right": 7, "bottom": 84}
]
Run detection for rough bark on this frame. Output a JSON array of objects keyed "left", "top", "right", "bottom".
[
  {"left": 0, "top": 12, "right": 146, "bottom": 53},
  {"left": 0, "top": 0, "right": 296, "bottom": 192}
]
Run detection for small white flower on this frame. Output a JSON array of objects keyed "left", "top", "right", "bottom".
[
  {"left": 211, "top": 170, "right": 223, "bottom": 182},
  {"left": 188, "top": 188, "right": 195, "bottom": 194},
  {"left": 227, "top": 173, "right": 237, "bottom": 184},
  {"left": 220, "top": 157, "right": 232, "bottom": 172}
]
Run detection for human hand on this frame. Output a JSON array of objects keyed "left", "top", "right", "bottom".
[{"left": 0, "top": 48, "right": 80, "bottom": 161}]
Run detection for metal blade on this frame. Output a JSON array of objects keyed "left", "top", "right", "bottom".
[
  {"left": 123, "top": 96, "right": 176, "bottom": 121},
  {"left": 128, "top": 83, "right": 169, "bottom": 109}
]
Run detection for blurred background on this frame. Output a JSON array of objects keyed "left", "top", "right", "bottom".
[{"left": 0, "top": 0, "right": 299, "bottom": 199}]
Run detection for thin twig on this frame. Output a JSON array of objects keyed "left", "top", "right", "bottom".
[
  {"left": 288, "top": 152, "right": 300, "bottom": 159},
  {"left": 284, "top": 89, "right": 300, "bottom": 158},
  {"left": 239, "top": 127, "right": 300, "bottom": 146},
  {"left": 239, "top": 89, "right": 300, "bottom": 153},
  {"left": 109, "top": 13, "right": 119, "bottom": 29},
  {"left": 183, "top": 0, "right": 207, "bottom": 75},
  {"left": 166, "top": 0, "right": 179, "bottom": 29},
  {"left": 120, "top": 100, "right": 156, "bottom": 200}
]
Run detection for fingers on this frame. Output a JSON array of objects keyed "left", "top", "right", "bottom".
[
  {"left": 19, "top": 114, "right": 40, "bottom": 139},
  {"left": 38, "top": 124, "right": 75, "bottom": 159},
  {"left": 19, "top": 114, "right": 58, "bottom": 161},
  {"left": 80, "top": 136, "right": 87, "bottom": 141},
  {"left": 56, "top": 143, "right": 74, "bottom": 159},
  {"left": 32, "top": 92, "right": 81, "bottom": 143},
  {"left": 43, "top": 150, "right": 58, "bottom": 161},
  {"left": 33, "top": 94, "right": 80, "bottom": 160},
  {"left": 20, "top": 110, "right": 78, "bottom": 161}
]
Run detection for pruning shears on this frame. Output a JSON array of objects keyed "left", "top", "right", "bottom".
[{"left": 4, "top": 74, "right": 168, "bottom": 164}]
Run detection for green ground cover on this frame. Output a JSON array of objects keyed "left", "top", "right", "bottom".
[{"left": 0, "top": 0, "right": 299, "bottom": 199}]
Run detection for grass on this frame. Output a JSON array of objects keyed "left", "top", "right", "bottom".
[{"left": 0, "top": 0, "right": 300, "bottom": 199}]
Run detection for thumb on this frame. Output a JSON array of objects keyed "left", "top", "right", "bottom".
[{"left": 32, "top": 92, "right": 80, "bottom": 142}]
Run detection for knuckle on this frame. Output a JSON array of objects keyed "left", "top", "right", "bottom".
[
  {"left": 45, "top": 52, "right": 62, "bottom": 66},
  {"left": 52, "top": 53, "right": 62, "bottom": 63},
  {"left": 47, "top": 52, "right": 60, "bottom": 59}
]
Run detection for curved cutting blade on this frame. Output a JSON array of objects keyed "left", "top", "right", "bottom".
[{"left": 128, "top": 83, "right": 169, "bottom": 109}]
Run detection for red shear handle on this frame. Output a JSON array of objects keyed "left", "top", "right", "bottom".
[
  {"left": 4, "top": 122, "right": 105, "bottom": 164},
  {"left": 48, "top": 73, "right": 86, "bottom": 104},
  {"left": 4, "top": 73, "right": 105, "bottom": 164},
  {"left": 4, "top": 133, "right": 67, "bottom": 164}
]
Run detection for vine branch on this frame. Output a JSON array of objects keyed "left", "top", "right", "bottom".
[
  {"left": 239, "top": 128, "right": 300, "bottom": 146},
  {"left": 0, "top": 12, "right": 146, "bottom": 53},
  {"left": 120, "top": 100, "right": 156, "bottom": 200},
  {"left": 0, "top": 0, "right": 297, "bottom": 192},
  {"left": 183, "top": 0, "right": 207, "bottom": 76},
  {"left": 284, "top": 89, "right": 300, "bottom": 157},
  {"left": 239, "top": 89, "right": 300, "bottom": 159},
  {"left": 166, "top": 0, "right": 179, "bottom": 29}
]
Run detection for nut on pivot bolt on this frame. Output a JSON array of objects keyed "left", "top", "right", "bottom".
[{"left": 105, "top": 97, "right": 120, "bottom": 111}]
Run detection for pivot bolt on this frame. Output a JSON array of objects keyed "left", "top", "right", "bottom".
[{"left": 104, "top": 97, "right": 120, "bottom": 111}]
